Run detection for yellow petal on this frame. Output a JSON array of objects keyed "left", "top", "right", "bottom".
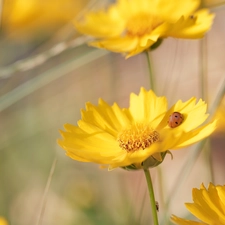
[
  {"left": 129, "top": 88, "right": 167, "bottom": 123},
  {"left": 177, "top": 99, "right": 208, "bottom": 132},
  {"left": 171, "top": 215, "right": 206, "bottom": 225},
  {"left": 58, "top": 128, "right": 126, "bottom": 165},
  {"left": 186, "top": 186, "right": 225, "bottom": 224},
  {"left": 125, "top": 39, "right": 155, "bottom": 58},
  {"left": 164, "top": 9, "right": 214, "bottom": 39},
  {"left": 216, "top": 185, "right": 225, "bottom": 214},
  {"left": 157, "top": 0, "right": 200, "bottom": 22},
  {"left": 75, "top": 5, "right": 125, "bottom": 38},
  {"left": 81, "top": 99, "right": 130, "bottom": 136},
  {"left": 157, "top": 97, "right": 197, "bottom": 130},
  {"left": 90, "top": 36, "right": 139, "bottom": 54},
  {"left": 174, "top": 119, "right": 217, "bottom": 148},
  {"left": 207, "top": 183, "right": 225, "bottom": 215}
]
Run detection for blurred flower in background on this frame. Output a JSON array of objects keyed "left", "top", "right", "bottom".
[
  {"left": 171, "top": 183, "right": 225, "bottom": 225},
  {"left": 0, "top": 0, "right": 89, "bottom": 67},
  {"left": 75, "top": 0, "right": 214, "bottom": 57},
  {"left": 0, "top": 217, "right": 8, "bottom": 225},
  {"left": 1, "top": 0, "right": 89, "bottom": 40},
  {"left": 58, "top": 88, "right": 217, "bottom": 170}
]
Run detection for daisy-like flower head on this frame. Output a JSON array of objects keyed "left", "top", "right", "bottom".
[
  {"left": 75, "top": 0, "right": 214, "bottom": 58},
  {"left": 171, "top": 183, "right": 225, "bottom": 225},
  {"left": 58, "top": 88, "right": 217, "bottom": 170}
]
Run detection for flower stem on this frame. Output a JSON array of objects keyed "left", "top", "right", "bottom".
[
  {"left": 145, "top": 51, "right": 155, "bottom": 92},
  {"left": 143, "top": 168, "right": 159, "bottom": 225},
  {"left": 200, "top": 37, "right": 208, "bottom": 101},
  {"left": 199, "top": 37, "right": 214, "bottom": 183}
]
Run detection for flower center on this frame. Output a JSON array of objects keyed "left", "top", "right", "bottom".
[
  {"left": 118, "top": 123, "right": 160, "bottom": 152},
  {"left": 126, "top": 14, "right": 161, "bottom": 37}
]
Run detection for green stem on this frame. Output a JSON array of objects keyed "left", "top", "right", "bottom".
[
  {"left": 37, "top": 157, "right": 57, "bottom": 225},
  {"left": 199, "top": 37, "right": 214, "bottom": 183},
  {"left": 145, "top": 51, "right": 155, "bottom": 92},
  {"left": 200, "top": 37, "right": 208, "bottom": 101},
  {"left": 143, "top": 168, "right": 159, "bottom": 225},
  {"left": 157, "top": 167, "right": 165, "bottom": 212}
]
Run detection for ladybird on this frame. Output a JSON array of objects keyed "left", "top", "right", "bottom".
[{"left": 168, "top": 112, "right": 184, "bottom": 128}]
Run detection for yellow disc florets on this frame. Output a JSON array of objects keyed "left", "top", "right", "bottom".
[{"left": 118, "top": 123, "right": 160, "bottom": 152}]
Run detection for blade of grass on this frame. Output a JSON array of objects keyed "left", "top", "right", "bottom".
[
  {"left": 0, "top": 49, "right": 108, "bottom": 112},
  {"left": 36, "top": 157, "right": 57, "bottom": 225}
]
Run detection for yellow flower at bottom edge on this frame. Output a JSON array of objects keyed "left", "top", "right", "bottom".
[
  {"left": 75, "top": 0, "right": 214, "bottom": 58},
  {"left": 0, "top": 217, "right": 8, "bottom": 225},
  {"left": 171, "top": 183, "right": 225, "bottom": 225},
  {"left": 58, "top": 88, "right": 217, "bottom": 170}
]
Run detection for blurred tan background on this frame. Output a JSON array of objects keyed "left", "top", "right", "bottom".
[{"left": 0, "top": 0, "right": 225, "bottom": 224}]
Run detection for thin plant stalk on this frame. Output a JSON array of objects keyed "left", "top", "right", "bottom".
[
  {"left": 36, "top": 157, "right": 57, "bottom": 225},
  {"left": 145, "top": 51, "right": 155, "bottom": 92},
  {"left": 145, "top": 51, "right": 160, "bottom": 225},
  {"left": 200, "top": 37, "right": 208, "bottom": 101},
  {"left": 143, "top": 168, "right": 159, "bottom": 225},
  {"left": 162, "top": 139, "right": 206, "bottom": 224},
  {"left": 199, "top": 37, "right": 214, "bottom": 183},
  {"left": 157, "top": 166, "right": 165, "bottom": 212}
]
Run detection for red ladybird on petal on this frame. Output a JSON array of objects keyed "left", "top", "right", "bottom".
[{"left": 168, "top": 112, "right": 184, "bottom": 128}]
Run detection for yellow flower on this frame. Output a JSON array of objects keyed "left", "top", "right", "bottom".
[
  {"left": 75, "top": 0, "right": 214, "bottom": 58},
  {"left": 2, "top": 0, "right": 89, "bottom": 38},
  {"left": 0, "top": 217, "right": 8, "bottom": 225},
  {"left": 171, "top": 183, "right": 225, "bottom": 225},
  {"left": 212, "top": 97, "right": 225, "bottom": 134},
  {"left": 58, "top": 88, "right": 216, "bottom": 170}
]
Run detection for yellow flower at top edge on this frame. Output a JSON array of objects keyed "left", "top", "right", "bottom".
[
  {"left": 171, "top": 183, "right": 225, "bottom": 225},
  {"left": 75, "top": 0, "right": 214, "bottom": 58},
  {"left": 58, "top": 88, "right": 217, "bottom": 170},
  {"left": 2, "top": 0, "right": 89, "bottom": 38}
]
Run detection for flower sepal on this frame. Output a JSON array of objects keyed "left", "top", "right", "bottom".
[
  {"left": 122, "top": 150, "right": 173, "bottom": 171},
  {"left": 121, "top": 164, "right": 141, "bottom": 171},
  {"left": 142, "top": 150, "right": 173, "bottom": 169},
  {"left": 150, "top": 39, "right": 163, "bottom": 51}
]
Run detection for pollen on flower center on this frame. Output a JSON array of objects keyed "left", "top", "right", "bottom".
[
  {"left": 118, "top": 124, "right": 160, "bottom": 152},
  {"left": 126, "top": 14, "right": 161, "bottom": 37}
]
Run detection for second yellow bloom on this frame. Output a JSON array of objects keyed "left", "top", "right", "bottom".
[{"left": 75, "top": 0, "right": 214, "bottom": 57}]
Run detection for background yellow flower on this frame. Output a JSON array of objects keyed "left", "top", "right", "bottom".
[
  {"left": 75, "top": 0, "right": 214, "bottom": 57},
  {"left": 0, "top": 217, "right": 8, "bottom": 225},
  {"left": 171, "top": 183, "right": 225, "bottom": 225},
  {"left": 2, "top": 0, "right": 89, "bottom": 39}
]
